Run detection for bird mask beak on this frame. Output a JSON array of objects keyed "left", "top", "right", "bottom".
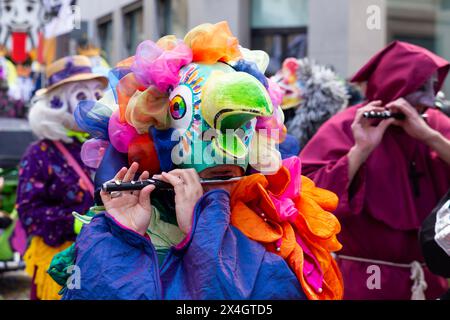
[{"left": 201, "top": 71, "right": 273, "bottom": 159}]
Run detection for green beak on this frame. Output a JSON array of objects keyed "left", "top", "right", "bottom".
[{"left": 201, "top": 71, "right": 273, "bottom": 158}]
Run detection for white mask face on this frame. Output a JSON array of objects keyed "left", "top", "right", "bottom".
[
  {"left": 0, "top": 0, "right": 43, "bottom": 48},
  {"left": 0, "top": 0, "right": 41, "bottom": 30},
  {"left": 47, "top": 87, "right": 68, "bottom": 110},
  {"left": 63, "top": 80, "right": 105, "bottom": 114},
  {"left": 46, "top": 79, "right": 105, "bottom": 131}
]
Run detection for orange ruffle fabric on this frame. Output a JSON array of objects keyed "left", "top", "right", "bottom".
[
  {"left": 157, "top": 35, "right": 180, "bottom": 51},
  {"left": 124, "top": 86, "right": 170, "bottom": 133},
  {"left": 230, "top": 167, "right": 344, "bottom": 300},
  {"left": 116, "top": 56, "right": 135, "bottom": 68},
  {"left": 117, "top": 73, "right": 147, "bottom": 123},
  {"left": 184, "top": 21, "right": 242, "bottom": 64}
]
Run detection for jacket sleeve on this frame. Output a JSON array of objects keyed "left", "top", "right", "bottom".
[
  {"left": 64, "top": 191, "right": 305, "bottom": 300},
  {"left": 16, "top": 142, "right": 78, "bottom": 246},
  {"left": 63, "top": 212, "right": 162, "bottom": 300},
  {"left": 161, "top": 190, "right": 305, "bottom": 300}
]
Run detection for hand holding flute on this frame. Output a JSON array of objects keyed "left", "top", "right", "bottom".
[
  {"left": 100, "top": 164, "right": 205, "bottom": 235},
  {"left": 363, "top": 110, "right": 428, "bottom": 120}
]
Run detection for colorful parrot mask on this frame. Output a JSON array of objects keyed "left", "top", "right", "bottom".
[
  {"left": 75, "top": 21, "right": 284, "bottom": 180},
  {"left": 169, "top": 62, "right": 273, "bottom": 173}
]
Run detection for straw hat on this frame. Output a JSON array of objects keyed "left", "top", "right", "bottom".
[{"left": 37, "top": 55, "right": 108, "bottom": 96}]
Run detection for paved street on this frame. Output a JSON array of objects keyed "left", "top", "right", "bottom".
[{"left": 0, "top": 270, "right": 31, "bottom": 300}]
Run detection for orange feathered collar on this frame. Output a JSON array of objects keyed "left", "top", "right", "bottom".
[{"left": 229, "top": 158, "right": 344, "bottom": 300}]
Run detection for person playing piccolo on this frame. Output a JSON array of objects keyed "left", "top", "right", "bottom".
[
  {"left": 300, "top": 41, "right": 450, "bottom": 300},
  {"left": 53, "top": 22, "right": 344, "bottom": 300}
]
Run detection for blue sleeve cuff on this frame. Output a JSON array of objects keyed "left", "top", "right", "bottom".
[
  {"left": 172, "top": 189, "right": 230, "bottom": 252},
  {"left": 98, "top": 212, "right": 155, "bottom": 255}
]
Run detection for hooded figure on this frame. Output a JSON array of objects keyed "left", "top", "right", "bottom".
[
  {"left": 53, "top": 22, "right": 344, "bottom": 300},
  {"left": 300, "top": 41, "right": 450, "bottom": 300}
]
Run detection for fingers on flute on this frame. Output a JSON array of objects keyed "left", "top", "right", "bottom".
[
  {"left": 161, "top": 172, "right": 185, "bottom": 192},
  {"left": 139, "top": 171, "right": 150, "bottom": 181},
  {"left": 101, "top": 167, "right": 127, "bottom": 199},
  {"left": 124, "top": 162, "right": 139, "bottom": 182},
  {"left": 169, "top": 169, "right": 196, "bottom": 186},
  {"left": 139, "top": 184, "right": 155, "bottom": 210},
  {"left": 387, "top": 101, "right": 417, "bottom": 118},
  {"left": 356, "top": 105, "right": 384, "bottom": 121},
  {"left": 114, "top": 167, "right": 128, "bottom": 181},
  {"left": 378, "top": 118, "right": 396, "bottom": 131},
  {"left": 153, "top": 173, "right": 174, "bottom": 185},
  {"left": 152, "top": 174, "right": 164, "bottom": 181},
  {"left": 366, "top": 100, "right": 383, "bottom": 107}
]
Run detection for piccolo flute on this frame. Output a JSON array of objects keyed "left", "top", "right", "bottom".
[
  {"left": 102, "top": 179, "right": 173, "bottom": 192},
  {"left": 102, "top": 177, "right": 244, "bottom": 193},
  {"left": 363, "top": 110, "right": 428, "bottom": 120}
]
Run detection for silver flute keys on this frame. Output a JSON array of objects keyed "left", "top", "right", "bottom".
[{"left": 363, "top": 110, "right": 405, "bottom": 120}]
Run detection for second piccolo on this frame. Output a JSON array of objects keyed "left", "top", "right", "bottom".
[{"left": 363, "top": 110, "right": 428, "bottom": 120}]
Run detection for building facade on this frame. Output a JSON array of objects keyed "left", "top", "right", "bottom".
[{"left": 76, "top": 0, "right": 450, "bottom": 92}]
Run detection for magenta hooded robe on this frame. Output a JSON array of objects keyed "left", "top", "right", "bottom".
[{"left": 300, "top": 41, "right": 450, "bottom": 300}]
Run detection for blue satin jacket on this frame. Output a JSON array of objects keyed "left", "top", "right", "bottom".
[{"left": 63, "top": 190, "right": 306, "bottom": 300}]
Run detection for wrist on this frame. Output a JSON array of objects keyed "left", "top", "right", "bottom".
[
  {"left": 107, "top": 210, "right": 147, "bottom": 236},
  {"left": 421, "top": 128, "right": 440, "bottom": 146},
  {"left": 351, "top": 144, "right": 372, "bottom": 162}
]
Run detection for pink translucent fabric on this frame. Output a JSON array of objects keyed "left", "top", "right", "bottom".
[
  {"left": 256, "top": 104, "right": 286, "bottom": 144},
  {"left": 108, "top": 111, "right": 139, "bottom": 153},
  {"left": 270, "top": 157, "right": 302, "bottom": 222},
  {"left": 267, "top": 78, "right": 284, "bottom": 107},
  {"left": 117, "top": 73, "right": 146, "bottom": 123},
  {"left": 131, "top": 39, "right": 193, "bottom": 93},
  {"left": 81, "top": 139, "right": 109, "bottom": 169}
]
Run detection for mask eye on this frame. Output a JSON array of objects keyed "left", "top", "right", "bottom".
[
  {"left": 168, "top": 85, "right": 193, "bottom": 131},
  {"left": 50, "top": 95, "right": 64, "bottom": 109},
  {"left": 76, "top": 91, "right": 88, "bottom": 101},
  {"left": 170, "top": 95, "right": 187, "bottom": 120},
  {"left": 68, "top": 87, "right": 91, "bottom": 114},
  {"left": 94, "top": 90, "right": 103, "bottom": 101}
]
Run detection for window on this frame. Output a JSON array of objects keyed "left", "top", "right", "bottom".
[
  {"left": 252, "top": 0, "right": 309, "bottom": 28},
  {"left": 123, "top": 2, "right": 144, "bottom": 57},
  {"left": 251, "top": 0, "right": 309, "bottom": 75},
  {"left": 97, "top": 15, "right": 113, "bottom": 63},
  {"left": 168, "top": 0, "right": 188, "bottom": 38},
  {"left": 157, "top": 0, "right": 171, "bottom": 37},
  {"left": 156, "top": 0, "right": 188, "bottom": 38},
  {"left": 387, "top": 0, "right": 437, "bottom": 52}
]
